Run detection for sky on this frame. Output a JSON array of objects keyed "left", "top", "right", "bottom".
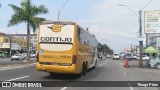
[{"left": 0, "top": 0, "right": 160, "bottom": 53}]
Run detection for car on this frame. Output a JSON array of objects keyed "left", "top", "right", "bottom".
[
  {"left": 106, "top": 54, "right": 111, "bottom": 58},
  {"left": 125, "top": 53, "right": 133, "bottom": 60},
  {"left": 142, "top": 55, "right": 150, "bottom": 61},
  {"left": 136, "top": 55, "right": 150, "bottom": 61},
  {"left": 133, "top": 55, "right": 137, "bottom": 59},
  {"left": 11, "top": 54, "right": 26, "bottom": 61},
  {"left": 136, "top": 56, "right": 139, "bottom": 60},
  {"left": 113, "top": 53, "right": 120, "bottom": 60},
  {"left": 30, "top": 53, "right": 36, "bottom": 58}
]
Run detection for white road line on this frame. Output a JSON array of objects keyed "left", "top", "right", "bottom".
[
  {"left": 123, "top": 71, "right": 126, "bottom": 76},
  {"left": 129, "top": 87, "right": 134, "bottom": 90},
  {"left": 5, "top": 75, "right": 29, "bottom": 81},
  {"left": 60, "top": 87, "right": 68, "bottom": 90},
  {"left": 0, "top": 63, "right": 35, "bottom": 71},
  {"left": 128, "top": 83, "right": 134, "bottom": 90}
]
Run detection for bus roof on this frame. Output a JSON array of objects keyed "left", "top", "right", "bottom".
[{"left": 41, "top": 21, "right": 76, "bottom": 25}]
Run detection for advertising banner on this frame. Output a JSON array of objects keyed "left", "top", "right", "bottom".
[{"left": 144, "top": 10, "right": 160, "bottom": 33}]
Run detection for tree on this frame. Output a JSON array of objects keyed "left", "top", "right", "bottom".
[
  {"left": 97, "top": 43, "right": 114, "bottom": 55},
  {"left": 8, "top": 0, "right": 48, "bottom": 60}
]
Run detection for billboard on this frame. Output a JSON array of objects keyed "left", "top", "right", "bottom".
[
  {"left": 0, "top": 43, "right": 21, "bottom": 50},
  {"left": 144, "top": 10, "right": 160, "bottom": 33}
]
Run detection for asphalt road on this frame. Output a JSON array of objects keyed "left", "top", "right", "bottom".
[{"left": 0, "top": 56, "right": 160, "bottom": 90}]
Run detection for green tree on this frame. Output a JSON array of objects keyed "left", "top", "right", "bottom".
[
  {"left": 8, "top": 0, "right": 48, "bottom": 60},
  {"left": 97, "top": 43, "right": 114, "bottom": 55}
]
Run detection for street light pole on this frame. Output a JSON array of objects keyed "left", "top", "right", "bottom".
[
  {"left": 118, "top": 4, "right": 143, "bottom": 67},
  {"left": 9, "top": 35, "right": 12, "bottom": 57}
]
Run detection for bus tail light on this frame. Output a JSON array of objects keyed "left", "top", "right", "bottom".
[
  {"left": 36, "top": 53, "right": 39, "bottom": 62},
  {"left": 72, "top": 55, "right": 76, "bottom": 64}
]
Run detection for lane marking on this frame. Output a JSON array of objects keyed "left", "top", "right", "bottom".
[
  {"left": 129, "top": 87, "right": 134, "bottom": 90},
  {"left": 0, "top": 63, "right": 36, "bottom": 71},
  {"left": 123, "top": 71, "right": 126, "bottom": 76},
  {"left": 5, "top": 75, "right": 30, "bottom": 81},
  {"left": 60, "top": 87, "right": 68, "bottom": 90},
  {"left": 128, "top": 83, "right": 134, "bottom": 90}
]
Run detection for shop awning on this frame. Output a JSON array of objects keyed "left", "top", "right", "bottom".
[{"left": 144, "top": 46, "right": 159, "bottom": 53}]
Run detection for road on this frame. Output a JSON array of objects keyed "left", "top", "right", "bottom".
[{"left": 0, "top": 56, "right": 160, "bottom": 90}]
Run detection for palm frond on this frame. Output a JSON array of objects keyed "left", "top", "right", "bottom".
[
  {"left": 8, "top": 12, "right": 25, "bottom": 26},
  {"left": 29, "top": 17, "right": 45, "bottom": 33},
  {"left": 31, "top": 5, "right": 48, "bottom": 16},
  {"left": 8, "top": 4, "right": 22, "bottom": 12}
]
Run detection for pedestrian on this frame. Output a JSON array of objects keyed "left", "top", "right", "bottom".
[{"left": 2, "top": 53, "right": 4, "bottom": 59}]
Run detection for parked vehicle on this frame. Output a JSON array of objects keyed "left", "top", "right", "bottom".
[
  {"left": 113, "top": 53, "right": 120, "bottom": 60},
  {"left": 136, "top": 55, "right": 150, "bottom": 61},
  {"left": 11, "top": 54, "right": 26, "bottom": 61},
  {"left": 142, "top": 55, "right": 150, "bottom": 61},
  {"left": 30, "top": 53, "right": 36, "bottom": 58}
]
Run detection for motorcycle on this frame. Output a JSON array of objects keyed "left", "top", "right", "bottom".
[{"left": 99, "top": 55, "right": 102, "bottom": 60}]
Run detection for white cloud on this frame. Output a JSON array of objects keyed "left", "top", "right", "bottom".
[{"left": 78, "top": 0, "right": 160, "bottom": 53}]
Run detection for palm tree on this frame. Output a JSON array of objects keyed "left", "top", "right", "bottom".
[{"left": 8, "top": 0, "right": 48, "bottom": 60}]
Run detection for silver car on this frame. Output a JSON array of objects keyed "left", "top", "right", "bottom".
[{"left": 11, "top": 54, "right": 26, "bottom": 61}]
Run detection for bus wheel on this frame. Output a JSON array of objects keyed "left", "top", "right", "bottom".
[
  {"left": 83, "top": 63, "right": 87, "bottom": 75},
  {"left": 79, "top": 63, "right": 86, "bottom": 77}
]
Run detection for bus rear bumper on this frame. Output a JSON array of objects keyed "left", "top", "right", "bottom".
[{"left": 36, "top": 62, "right": 78, "bottom": 74}]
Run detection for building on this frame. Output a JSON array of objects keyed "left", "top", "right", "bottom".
[
  {"left": 7, "top": 34, "right": 37, "bottom": 54},
  {"left": 0, "top": 32, "right": 36, "bottom": 56}
]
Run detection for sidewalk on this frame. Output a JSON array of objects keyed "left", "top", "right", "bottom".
[
  {"left": 0, "top": 58, "right": 36, "bottom": 66},
  {"left": 127, "top": 60, "right": 160, "bottom": 69}
]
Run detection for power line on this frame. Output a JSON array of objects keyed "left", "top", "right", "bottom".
[
  {"left": 59, "top": 0, "right": 69, "bottom": 14},
  {"left": 58, "top": 0, "right": 69, "bottom": 20},
  {"left": 141, "top": 0, "right": 154, "bottom": 10}
]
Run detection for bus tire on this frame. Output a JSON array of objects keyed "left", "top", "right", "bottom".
[
  {"left": 78, "top": 63, "right": 86, "bottom": 77},
  {"left": 83, "top": 63, "right": 87, "bottom": 75},
  {"left": 49, "top": 72, "right": 56, "bottom": 76}
]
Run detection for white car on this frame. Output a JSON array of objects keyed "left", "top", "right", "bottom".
[
  {"left": 11, "top": 54, "right": 26, "bottom": 61},
  {"left": 113, "top": 53, "right": 120, "bottom": 60},
  {"left": 136, "top": 55, "right": 150, "bottom": 61},
  {"left": 107, "top": 54, "right": 111, "bottom": 58},
  {"left": 30, "top": 54, "right": 36, "bottom": 58},
  {"left": 142, "top": 55, "right": 150, "bottom": 61},
  {"left": 133, "top": 55, "right": 137, "bottom": 59}
]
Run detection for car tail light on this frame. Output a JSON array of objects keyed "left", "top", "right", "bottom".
[
  {"left": 36, "top": 53, "right": 39, "bottom": 62},
  {"left": 72, "top": 55, "right": 76, "bottom": 64}
]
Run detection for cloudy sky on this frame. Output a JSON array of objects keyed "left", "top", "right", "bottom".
[{"left": 0, "top": 0, "right": 160, "bottom": 53}]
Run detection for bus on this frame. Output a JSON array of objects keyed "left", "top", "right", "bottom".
[{"left": 36, "top": 21, "right": 98, "bottom": 76}]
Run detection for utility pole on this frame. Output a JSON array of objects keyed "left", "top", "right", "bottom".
[
  {"left": 9, "top": 36, "right": 12, "bottom": 57},
  {"left": 139, "top": 10, "right": 143, "bottom": 67}
]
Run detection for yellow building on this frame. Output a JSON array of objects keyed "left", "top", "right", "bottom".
[
  {"left": 0, "top": 32, "right": 33, "bottom": 56},
  {"left": 0, "top": 33, "right": 28, "bottom": 49}
]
